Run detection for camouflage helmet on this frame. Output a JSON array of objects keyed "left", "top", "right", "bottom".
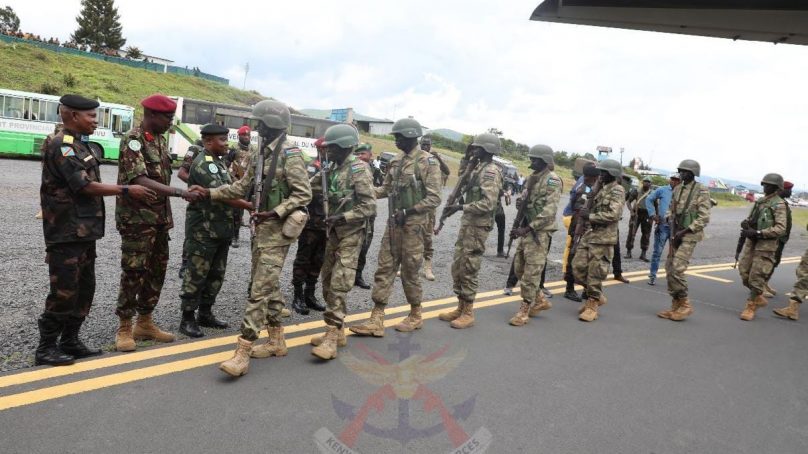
[
  {"left": 596, "top": 159, "right": 623, "bottom": 178},
  {"left": 527, "top": 144, "right": 554, "bottom": 166},
  {"left": 323, "top": 124, "right": 359, "bottom": 149},
  {"left": 252, "top": 100, "right": 291, "bottom": 130},
  {"left": 390, "top": 118, "right": 423, "bottom": 138},
  {"left": 760, "top": 172, "right": 784, "bottom": 190},
  {"left": 470, "top": 133, "right": 502, "bottom": 155},
  {"left": 677, "top": 159, "right": 701, "bottom": 177}
]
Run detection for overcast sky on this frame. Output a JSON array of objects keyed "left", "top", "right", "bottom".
[{"left": 10, "top": 0, "right": 808, "bottom": 189}]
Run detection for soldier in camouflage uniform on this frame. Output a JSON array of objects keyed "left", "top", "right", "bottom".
[
  {"left": 310, "top": 125, "right": 376, "bottom": 360},
  {"left": 774, "top": 241, "right": 807, "bottom": 321},
  {"left": 625, "top": 176, "right": 653, "bottom": 261},
  {"left": 36, "top": 123, "right": 64, "bottom": 220},
  {"left": 227, "top": 125, "right": 257, "bottom": 247},
  {"left": 419, "top": 136, "right": 450, "bottom": 281},
  {"left": 658, "top": 159, "right": 712, "bottom": 322},
  {"left": 191, "top": 100, "right": 311, "bottom": 378},
  {"left": 763, "top": 181, "right": 794, "bottom": 297},
  {"left": 38, "top": 95, "right": 155, "bottom": 366},
  {"left": 115, "top": 94, "right": 200, "bottom": 352},
  {"left": 434, "top": 133, "right": 503, "bottom": 329},
  {"left": 737, "top": 173, "right": 788, "bottom": 321},
  {"left": 290, "top": 137, "right": 328, "bottom": 315},
  {"left": 506, "top": 145, "right": 563, "bottom": 326},
  {"left": 572, "top": 159, "right": 626, "bottom": 322},
  {"left": 350, "top": 118, "right": 442, "bottom": 337},
  {"left": 178, "top": 124, "right": 253, "bottom": 338},
  {"left": 354, "top": 142, "right": 376, "bottom": 289},
  {"left": 177, "top": 138, "right": 204, "bottom": 279}
]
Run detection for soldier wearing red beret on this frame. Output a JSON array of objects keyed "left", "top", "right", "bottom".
[{"left": 113, "top": 94, "right": 202, "bottom": 352}]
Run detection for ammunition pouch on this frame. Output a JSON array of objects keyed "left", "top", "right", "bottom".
[{"left": 282, "top": 208, "right": 308, "bottom": 239}]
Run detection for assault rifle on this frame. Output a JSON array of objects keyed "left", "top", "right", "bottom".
[
  {"left": 669, "top": 194, "right": 680, "bottom": 258},
  {"left": 320, "top": 148, "right": 330, "bottom": 239},
  {"left": 249, "top": 135, "right": 265, "bottom": 238},
  {"left": 434, "top": 157, "right": 478, "bottom": 235},
  {"left": 570, "top": 180, "right": 601, "bottom": 257},
  {"left": 733, "top": 219, "right": 754, "bottom": 268}
]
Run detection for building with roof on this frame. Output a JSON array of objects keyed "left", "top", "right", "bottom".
[{"left": 301, "top": 108, "right": 395, "bottom": 135}]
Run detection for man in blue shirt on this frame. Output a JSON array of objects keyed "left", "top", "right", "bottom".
[{"left": 645, "top": 173, "right": 681, "bottom": 285}]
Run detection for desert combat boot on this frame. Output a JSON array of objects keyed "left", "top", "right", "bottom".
[
  {"left": 740, "top": 295, "right": 768, "bottom": 321},
  {"left": 669, "top": 298, "right": 694, "bottom": 321},
  {"left": 773, "top": 298, "right": 800, "bottom": 321},
  {"left": 509, "top": 300, "right": 531, "bottom": 327},
  {"left": 115, "top": 317, "right": 136, "bottom": 352},
  {"left": 528, "top": 295, "right": 552, "bottom": 317},
  {"left": 423, "top": 259, "right": 436, "bottom": 281},
  {"left": 349, "top": 306, "right": 385, "bottom": 337},
  {"left": 394, "top": 305, "right": 424, "bottom": 332},
  {"left": 657, "top": 298, "right": 683, "bottom": 319},
  {"left": 132, "top": 313, "right": 176, "bottom": 343},
  {"left": 250, "top": 326, "right": 288, "bottom": 358},
  {"left": 219, "top": 337, "right": 253, "bottom": 377},
  {"left": 438, "top": 302, "right": 463, "bottom": 322},
  {"left": 311, "top": 327, "right": 347, "bottom": 347},
  {"left": 579, "top": 297, "right": 600, "bottom": 322},
  {"left": 311, "top": 326, "right": 340, "bottom": 360},
  {"left": 450, "top": 302, "right": 475, "bottom": 329}
]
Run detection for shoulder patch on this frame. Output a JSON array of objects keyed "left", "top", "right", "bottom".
[
  {"left": 127, "top": 139, "right": 142, "bottom": 152},
  {"left": 204, "top": 155, "right": 214, "bottom": 162},
  {"left": 284, "top": 147, "right": 302, "bottom": 158},
  {"left": 62, "top": 135, "right": 74, "bottom": 145},
  {"left": 351, "top": 162, "right": 365, "bottom": 174},
  {"left": 547, "top": 177, "right": 560, "bottom": 187},
  {"left": 61, "top": 146, "right": 75, "bottom": 157},
  {"left": 427, "top": 156, "right": 438, "bottom": 165}
]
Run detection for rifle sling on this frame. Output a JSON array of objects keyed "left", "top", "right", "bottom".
[{"left": 258, "top": 133, "right": 286, "bottom": 211}]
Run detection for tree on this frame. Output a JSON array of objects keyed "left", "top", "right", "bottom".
[
  {"left": 0, "top": 6, "right": 20, "bottom": 34},
  {"left": 72, "top": 0, "right": 126, "bottom": 51},
  {"left": 124, "top": 45, "right": 142, "bottom": 59},
  {"left": 487, "top": 127, "right": 503, "bottom": 137}
]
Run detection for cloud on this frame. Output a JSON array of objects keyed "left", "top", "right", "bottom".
[{"left": 7, "top": 0, "right": 808, "bottom": 187}]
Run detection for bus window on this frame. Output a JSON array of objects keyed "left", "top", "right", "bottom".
[
  {"left": 224, "top": 115, "right": 247, "bottom": 129},
  {"left": 3, "top": 96, "right": 24, "bottom": 119},
  {"left": 111, "top": 109, "right": 132, "bottom": 135},
  {"left": 42, "top": 101, "right": 59, "bottom": 122},
  {"left": 30, "top": 99, "right": 40, "bottom": 120},
  {"left": 290, "top": 124, "right": 315, "bottom": 138}
]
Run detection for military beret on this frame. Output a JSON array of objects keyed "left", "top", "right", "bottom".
[
  {"left": 784, "top": 181, "right": 794, "bottom": 190},
  {"left": 237, "top": 125, "right": 251, "bottom": 135},
  {"left": 200, "top": 124, "right": 229, "bottom": 136},
  {"left": 314, "top": 137, "right": 326, "bottom": 148},
  {"left": 59, "top": 94, "right": 99, "bottom": 111},
  {"left": 141, "top": 94, "right": 177, "bottom": 113}
]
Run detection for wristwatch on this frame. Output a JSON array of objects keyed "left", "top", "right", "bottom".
[
  {"left": 756, "top": 230, "right": 762, "bottom": 237},
  {"left": 122, "top": 185, "right": 129, "bottom": 197}
]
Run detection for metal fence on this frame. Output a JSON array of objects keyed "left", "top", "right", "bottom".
[{"left": 0, "top": 35, "right": 229, "bottom": 85}]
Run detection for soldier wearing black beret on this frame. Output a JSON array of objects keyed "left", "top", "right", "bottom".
[{"left": 36, "top": 95, "right": 157, "bottom": 366}]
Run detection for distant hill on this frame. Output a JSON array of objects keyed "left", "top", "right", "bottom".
[
  {"left": 0, "top": 41, "right": 266, "bottom": 113},
  {"left": 429, "top": 128, "right": 466, "bottom": 142}
]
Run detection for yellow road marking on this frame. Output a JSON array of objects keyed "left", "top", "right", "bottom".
[
  {"left": 0, "top": 257, "right": 798, "bottom": 407},
  {"left": 0, "top": 258, "right": 776, "bottom": 389},
  {"left": 686, "top": 272, "right": 734, "bottom": 283}
]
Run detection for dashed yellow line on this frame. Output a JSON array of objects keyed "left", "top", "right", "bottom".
[{"left": 0, "top": 258, "right": 797, "bottom": 411}]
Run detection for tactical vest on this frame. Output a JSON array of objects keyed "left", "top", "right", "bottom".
[
  {"left": 392, "top": 153, "right": 426, "bottom": 211},
  {"left": 327, "top": 156, "right": 360, "bottom": 214},
  {"left": 260, "top": 152, "right": 291, "bottom": 212},
  {"left": 751, "top": 195, "right": 782, "bottom": 231},
  {"left": 673, "top": 182, "right": 700, "bottom": 230},
  {"left": 525, "top": 170, "right": 555, "bottom": 223}
]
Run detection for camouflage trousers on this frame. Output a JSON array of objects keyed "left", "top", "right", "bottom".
[
  {"left": 572, "top": 240, "right": 614, "bottom": 300},
  {"left": 117, "top": 227, "right": 170, "bottom": 319},
  {"left": 321, "top": 227, "right": 365, "bottom": 328},
  {"left": 372, "top": 222, "right": 425, "bottom": 307},
  {"left": 179, "top": 236, "right": 231, "bottom": 312},
  {"left": 738, "top": 241, "right": 776, "bottom": 299},
  {"left": 791, "top": 248, "right": 808, "bottom": 302},
  {"left": 292, "top": 227, "right": 326, "bottom": 286},
  {"left": 665, "top": 240, "right": 697, "bottom": 299},
  {"left": 423, "top": 210, "right": 436, "bottom": 261},
  {"left": 357, "top": 215, "right": 376, "bottom": 273},
  {"left": 514, "top": 231, "right": 551, "bottom": 304},
  {"left": 626, "top": 212, "right": 651, "bottom": 252},
  {"left": 241, "top": 241, "right": 292, "bottom": 341},
  {"left": 44, "top": 241, "right": 96, "bottom": 319},
  {"left": 451, "top": 224, "right": 492, "bottom": 302}
]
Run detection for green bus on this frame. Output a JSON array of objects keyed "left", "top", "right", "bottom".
[{"left": 0, "top": 88, "right": 134, "bottom": 159}]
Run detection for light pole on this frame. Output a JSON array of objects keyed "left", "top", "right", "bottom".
[
  {"left": 242, "top": 62, "right": 249, "bottom": 90},
  {"left": 620, "top": 147, "right": 624, "bottom": 166}
]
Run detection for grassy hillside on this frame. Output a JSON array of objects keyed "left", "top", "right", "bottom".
[{"left": 0, "top": 42, "right": 264, "bottom": 112}]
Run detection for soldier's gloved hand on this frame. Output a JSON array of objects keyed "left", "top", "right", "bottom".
[
  {"left": 740, "top": 219, "right": 750, "bottom": 229},
  {"left": 510, "top": 226, "right": 532, "bottom": 239},
  {"left": 128, "top": 185, "right": 157, "bottom": 203},
  {"left": 325, "top": 213, "right": 345, "bottom": 226},
  {"left": 673, "top": 228, "right": 691, "bottom": 244},
  {"left": 741, "top": 228, "right": 758, "bottom": 239},
  {"left": 394, "top": 209, "right": 408, "bottom": 227},
  {"left": 252, "top": 210, "right": 279, "bottom": 224}
]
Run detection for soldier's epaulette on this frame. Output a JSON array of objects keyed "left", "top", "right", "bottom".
[
  {"left": 204, "top": 155, "right": 214, "bottom": 162},
  {"left": 284, "top": 147, "right": 302, "bottom": 158}
]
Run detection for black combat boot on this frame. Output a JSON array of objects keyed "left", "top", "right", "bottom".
[
  {"left": 197, "top": 305, "right": 228, "bottom": 329},
  {"left": 639, "top": 249, "right": 649, "bottom": 262},
  {"left": 178, "top": 257, "right": 188, "bottom": 280},
  {"left": 624, "top": 249, "right": 632, "bottom": 259},
  {"left": 563, "top": 282, "right": 582, "bottom": 302},
  {"left": 305, "top": 283, "right": 326, "bottom": 312},
  {"left": 354, "top": 269, "right": 371, "bottom": 289},
  {"left": 292, "top": 283, "right": 309, "bottom": 315},
  {"left": 35, "top": 316, "right": 75, "bottom": 366},
  {"left": 179, "top": 311, "right": 204, "bottom": 338},
  {"left": 59, "top": 317, "right": 102, "bottom": 359}
]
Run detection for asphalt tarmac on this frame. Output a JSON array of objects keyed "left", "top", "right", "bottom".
[{"left": 0, "top": 259, "right": 806, "bottom": 454}]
